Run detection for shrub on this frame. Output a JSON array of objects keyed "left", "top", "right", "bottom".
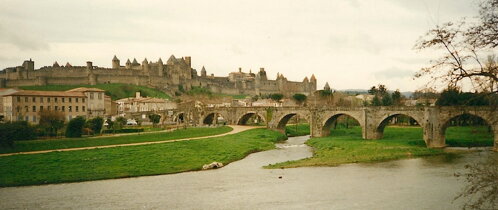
[
  {"left": 0, "top": 121, "right": 37, "bottom": 147},
  {"left": 86, "top": 117, "right": 104, "bottom": 134},
  {"left": 65, "top": 116, "right": 86, "bottom": 138}
]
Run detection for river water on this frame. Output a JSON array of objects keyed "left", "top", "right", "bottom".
[{"left": 0, "top": 136, "right": 495, "bottom": 209}]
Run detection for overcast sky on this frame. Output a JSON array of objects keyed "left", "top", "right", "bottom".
[{"left": 0, "top": 0, "right": 481, "bottom": 91}]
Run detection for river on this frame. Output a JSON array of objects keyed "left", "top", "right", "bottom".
[{"left": 0, "top": 135, "right": 495, "bottom": 209}]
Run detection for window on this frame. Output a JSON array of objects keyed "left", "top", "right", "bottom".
[
  {"left": 17, "top": 96, "right": 20, "bottom": 102},
  {"left": 82, "top": 106, "right": 85, "bottom": 112},
  {"left": 62, "top": 106, "right": 65, "bottom": 112},
  {"left": 69, "top": 106, "right": 72, "bottom": 112},
  {"left": 25, "top": 106, "right": 28, "bottom": 112},
  {"left": 25, "top": 97, "right": 28, "bottom": 102},
  {"left": 55, "top": 97, "right": 58, "bottom": 103},
  {"left": 76, "top": 106, "right": 79, "bottom": 112},
  {"left": 32, "top": 116, "right": 36, "bottom": 122},
  {"left": 16, "top": 106, "right": 20, "bottom": 112},
  {"left": 69, "top": 98, "right": 72, "bottom": 103},
  {"left": 76, "top": 98, "right": 78, "bottom": 103},
  {"left": 98, "top": 93, "right": 102, "bottom": 99},
  {"left": 47, "top": 106, "right": 51, "bottom": 111},
  {"left": 40, "top": 97, "right": 43, "bottom": 103},
  {"left": 32, "top": 106, "right": 36, "bottom": 112},
  {"left": 32, "top": 97, "right": 36, "bottom": 102},
  {"left": 47, "top": 97, "right": 51, "bottom": 103},
  {"left": 25, "top": 116, "right": 29, "bottom": 121},
  {"left": 55, "top": 106, "right": 58, "bottom": 111},
  {"left": 62, "top": 98, "right": 65, "bottom": 103},
  {"left": 90, "top": 93, "right": 94, "bottom": 99},
  {"left": 40, "top": 106, "right": 43, "bottom": 111},
  {"left": 83, "top": 98, "right": 85, "bottom": 103}
]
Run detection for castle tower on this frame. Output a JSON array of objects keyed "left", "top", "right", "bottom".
[
  {"left": 258, "top": 68, "right": 267, "bottom": 80},
  {"left": 22, "top": 59, "right": 34, "bottom": 79},
  {"left": 132, "top": 58, "right": 139, "bottom": 67},
  {"left": 201, "top": 66, "right": 207, "bottom": 77},
  {"left": 324, "top": 82, "right": 331, "bottom": 91},
  {"left": 53, "top": 61, "right": 60, "bottom": 67},
  {"left": 125, "top": 59, "right": 132, "bottom": 69},
  {"left": 157, "top": 58, "right": 164, "bottom": 76},
  {"left": 112, "top": 55, "right": 120, "bottom": 69},
  {"left": 184, "top": 56, "right": 191, "bottom": 67},
  {"left": 303, "top": 77, "right": 310, "bottom": 92},
  {"left": 310, "top": 74, "right": 317, "bottom": 91},
  {"left": 142, "top": 58, "right": 149, "bottom": 73}
]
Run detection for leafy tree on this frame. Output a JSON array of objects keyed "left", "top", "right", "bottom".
[
  {"left": 105, "top": 118, "right": 114, "bottom": 130},
  {"left": 415, "top": 0, "right": 498, "bottom": 93},
  {"left": 65, "top": 116, "right": 86, "bottom": 138},
  {"left": 0, "top": 121, "right": 36, "bottom": 147},
  {"left": 38, "top": 110, "right": 65, "bottom": 136},
  {"left": 148, "top": 114, "right": 161, "bottom": 127},
  {"left": 371, "top": 95, "right": 382, "bottom": 106},
  {"left": 292, "top": 93, "right": 307, "bottom": 106},
  {"left": 86, "top": 117, "right": 104, "bottom": 134},
  {"left": 392, "top": 89, "right": 402, "bottom": 105},
  {"left": 368, "top": 86, "right": 377, "bottom": 95},
  {"left": 269, "top": 93, "right": 284, "bottom": 102},
  {"left": 114, "top": 116, "right": 127, "bottom": 130},
  {"left": 319, "top": 89, "right": 333, "bottom": 97},
  {"left": 381, "top": 93, "right": 393, "bottom": 106}
]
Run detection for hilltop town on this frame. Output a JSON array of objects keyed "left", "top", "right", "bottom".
[{"left": 0, "top": 55, "right": 317, "bottom": 97}]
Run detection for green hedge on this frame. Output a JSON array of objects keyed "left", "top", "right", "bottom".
[{"left": 102, "top": 128, "right": 144, "bottom": 134}]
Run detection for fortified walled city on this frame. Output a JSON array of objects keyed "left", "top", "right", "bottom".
[{"left": 0, "top": 55, "right": 317, "bottom": 96}]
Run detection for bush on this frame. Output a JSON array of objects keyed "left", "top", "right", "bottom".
[
  {"left": 65, "top": 116, "right": 86, "bottom": 138},
  {"left": 102, "top": 128, "right": 144, "bottom": 134},
  {"left": 0, "top": 121, "right": 37, "bottom": 147},
  {"left": 86, "top": 117, "right": 104, "bottom": 134}
]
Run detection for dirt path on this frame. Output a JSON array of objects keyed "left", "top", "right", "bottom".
[{"left": 0, "top": 125, "right": 261, "bottom": 157}]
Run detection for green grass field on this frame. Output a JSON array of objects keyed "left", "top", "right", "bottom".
[
  {"left": 269, "top": 126, "right": 494, "bottom": 169},
  {"left": 20, "top": 83, "right": 170, "bottom": 100},
  {"left": 0, "top": 126, "right": 233, "bottom": 154},
  {"left": 0, "top": 128, "right": 286, "bottom": 187}
]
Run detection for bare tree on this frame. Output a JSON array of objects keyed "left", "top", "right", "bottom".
[
  {"left": 454, "top": 155, "right": 498, "bottom": 210},
  {"left": 415, "top": 0, "right": 498, "bottom": 93}
]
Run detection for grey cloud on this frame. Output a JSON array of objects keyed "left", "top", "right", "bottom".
[{"left": 0, "top": 24, "right": 49, "bottom": 51}]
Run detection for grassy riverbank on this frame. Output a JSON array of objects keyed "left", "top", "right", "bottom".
[
  {"left": 0, "top": 128, "right": 286, "bottom": 187},
  {"left": 269, "top": 126, "right": 493, "bottom": 169},
  {"left": 0, "top": 126, "right": 233, "bottom": 154}
]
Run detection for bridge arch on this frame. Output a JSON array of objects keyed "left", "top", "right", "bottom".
[
  {"left": 237, "top": 112, "right": 266, "bottom": 125},
  {"left": 202, "top": 112, "right": 226, "bottom": 125},
  {"left": 322, "top": 113, "right": 363, "bottom": 137},
  {"left": 374, "top": 113, "right": 424, "bottom": 140},
  {"left": 174, "top": 112, "right": 185, "bottom": 123},
  {"left": 439, "top": 113, "right": 496, "bottom": 147},
  {"left": 274, "top": 112, "right": 310, "bottom": 133}
]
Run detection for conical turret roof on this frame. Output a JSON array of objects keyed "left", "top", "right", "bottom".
[
  {"left": 324, "top": 82, "right": 331, "bottom": 90},
  {"left": 310, "top": 74, "right": 316, "bottom": 81},
  {"left": 112, "top": 55, "right": 119, "bottom": 61},
  {"left": 303, "top": 77, "right": 309, "bottom": 83},
  {"left": 132, "top": 58, "right": 139, "bottom": 65},
  {"left": 126, "top": 59, "right": 131, "bottom": 64},
  {"left": 53, "top": 61, "right": 60, "bottom": 67},
  {"left": 158, "top": 58, "right": 163, "bottom": 63}
]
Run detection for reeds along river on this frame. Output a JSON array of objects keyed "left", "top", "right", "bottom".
[{"left": 0, "top": 135, "right": 495, "bottom": 210}]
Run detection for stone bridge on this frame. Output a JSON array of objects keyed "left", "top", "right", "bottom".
[{"left": 143, "top": 106, "right": 498, "bottom": 150}]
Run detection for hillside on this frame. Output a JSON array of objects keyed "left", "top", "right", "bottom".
[{"left": 19, "top": 84, "right": 171, "bottom": 100}]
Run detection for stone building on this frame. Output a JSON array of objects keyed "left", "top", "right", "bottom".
[
  {"left": 2, "top": 88, "right": 107, "bottom": 123},
  {"left": 116, "top": 92, "right": 177, "bottom": 114},
  {"left": 0, "top": 55, "right": 317, "bottom": 96}
]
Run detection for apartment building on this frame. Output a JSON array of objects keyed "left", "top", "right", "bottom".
[{"left": 2, "top": 88, "right": 107, "bottom": 123}]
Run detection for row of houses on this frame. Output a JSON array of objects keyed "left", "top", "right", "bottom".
[{"left": 0, "top": 88, "right": 177, "bottom": 124}]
